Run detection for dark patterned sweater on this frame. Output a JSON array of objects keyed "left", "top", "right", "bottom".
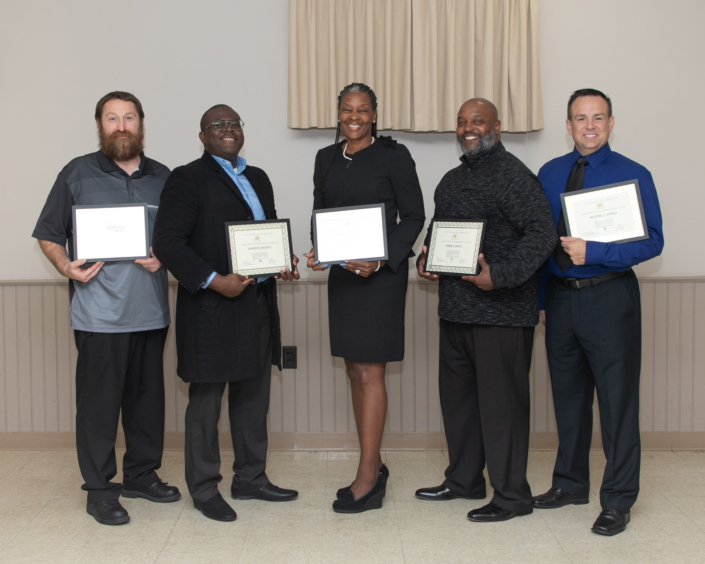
[{"left": 424, "top": 142, "right": 557, "bottom": 327}]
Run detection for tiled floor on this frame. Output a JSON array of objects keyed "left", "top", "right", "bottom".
[{"left": 0, "top": 449, "right": 704, "bottom": 563}]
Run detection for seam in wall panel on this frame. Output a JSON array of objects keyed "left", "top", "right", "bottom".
[
  {"left": 305, "top": 284, "right": 308, "bottom": 432},
  {"left": 651, "top": 283, "right": 656, "bottom": 431},
  {"left": 693, "top": 284, "right": 697, "bottom": 431},
  {"left": 679, "top": 283, "right": 683, "bottom": 431},
  {"left": 1, "top": 288, "right": 5, "bottom": 432}
]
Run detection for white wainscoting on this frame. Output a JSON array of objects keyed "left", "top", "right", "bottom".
[{"left": 1, "top": 278, "right": 704, "bottom": 449}]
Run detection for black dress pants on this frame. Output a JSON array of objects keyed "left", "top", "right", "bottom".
[
  {"left": 439, "top": 321, "right": 534, "bottom": 513},
  {"left": 74, "top": 327, "right": 168, "bottom": 502},
  {"left": 185, "top": 289, "right": 273, "bottom": 503},
  {"left": 545, "top": 270, "right": 641, "bottom": 512}
]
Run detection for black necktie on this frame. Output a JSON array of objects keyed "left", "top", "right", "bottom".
[{"left": 554, "top": 157, "right": 588, "bottom": 272}]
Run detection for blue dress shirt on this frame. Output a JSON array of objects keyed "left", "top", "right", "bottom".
[
  {"left": 204, "top": 155, "right": 269, "bottom": 286},
  {"left": 538, "top": 143, "right": 664, "bottom": 308}
]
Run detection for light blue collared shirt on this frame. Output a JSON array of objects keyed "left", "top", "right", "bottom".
[{"left": 203, "top": 155, "right": 269, "bottom": 287}]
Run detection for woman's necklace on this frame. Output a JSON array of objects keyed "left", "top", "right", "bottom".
[{"left": 343, "top": 137, "right": 374, "bottom": 168}]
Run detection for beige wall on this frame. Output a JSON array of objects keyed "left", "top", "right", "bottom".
[{"left": 0, "top": 0, "right": 702, "bottom": 281}]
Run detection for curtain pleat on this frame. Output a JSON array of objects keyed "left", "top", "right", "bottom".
[
  {"left": 288, "top": 0, "right": 412, "bottom": 130},
  {"left": 288, "top": 0, "right": 542, "bottom": 133}
]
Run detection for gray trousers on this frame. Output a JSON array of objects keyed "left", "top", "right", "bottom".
[{"left": 185, "top": 289, "right": 273, "bottom": 503}]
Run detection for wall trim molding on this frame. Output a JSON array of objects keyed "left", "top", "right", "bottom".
[
  {"left": 2, "top": 432, "right": 704, "bottom": 451},
  {"left": 2, "top": 276, "right": 705, "bottom": 286}
]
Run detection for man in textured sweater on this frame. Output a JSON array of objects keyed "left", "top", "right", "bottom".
[{"left": 415, "top": 99, "right": 557, "bottom": 522}]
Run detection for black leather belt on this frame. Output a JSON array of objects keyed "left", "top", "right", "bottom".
[{"left": 553, "top": 270, "right": 628, "bottom": 290}]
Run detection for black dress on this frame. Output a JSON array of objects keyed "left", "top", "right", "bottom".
[{"left": 312, "top": 138, "right": 425, "bottom": 362}]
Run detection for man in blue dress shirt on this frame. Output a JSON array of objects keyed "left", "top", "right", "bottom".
[
  {"left": 532, "top": 89, "right": 663, "bottom": 536},
  {"left": 153, "top": 105, "right": 300, "bottom": 522}
]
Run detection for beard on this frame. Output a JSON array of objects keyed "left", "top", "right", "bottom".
[
  {"left": 458, "top": 128, "right": 499, "bottom": 157},
  {"left": 98, "top": 123, "right": 145, "bottom": 162}
]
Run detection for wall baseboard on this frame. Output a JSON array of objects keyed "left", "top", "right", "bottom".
[{"left": 1, "top": 431, "right": 704, "bottom": 451}]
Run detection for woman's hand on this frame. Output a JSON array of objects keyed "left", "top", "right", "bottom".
[
  {"left": 304, "top": 248, "right": 328, "bottom": 271},
  {"left": 343, "top": 260, "right": 385, "bottom": 278}
]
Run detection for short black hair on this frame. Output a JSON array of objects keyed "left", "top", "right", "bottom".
[
  {"left": 200, "top": 104, "right": 235, "bottom": 131},
  {"left": 95, "top": 91, "right": 144, "bottom": 121},
  {"left": 567, "top": 88, "right": 612, "bottom": 120}
]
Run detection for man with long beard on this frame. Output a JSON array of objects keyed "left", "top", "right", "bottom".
[
  {"left": 33, "top": 92, "right": 179, "bottom": 526},
  {"left": 414, "top": 99, "right": 556, "bottom": 522}
]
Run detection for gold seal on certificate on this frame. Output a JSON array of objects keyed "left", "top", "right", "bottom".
[
  {"left": 73, "top": 203, "right": 150, "bottom": 262},
  {"left": 225, "top": 219, "right": 294, "bottom": 277},
  {"left": 423, "top": 219, "right": 486, "bottom": 276},
  {"left": 561, "top": 180, "right": 649, "bottom": 244}
]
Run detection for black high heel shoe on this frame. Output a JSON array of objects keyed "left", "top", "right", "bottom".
[
  {"left": 336, "top": 463, "right": 389, "bottom": 499},
  {"left": 332, "top": 473, "right": 385, "bottom": 514}
]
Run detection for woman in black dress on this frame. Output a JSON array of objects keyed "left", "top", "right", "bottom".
[{"left": 305, "top": 83, "right": 425, "bottom": 513}]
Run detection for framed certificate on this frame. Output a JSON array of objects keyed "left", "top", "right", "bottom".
[
  {"left": 423, "top": 219, "right": 486, "bottom": 277},
  {"left": 73, "top": 203, "right": 150, "bottom": 262},
  {"left": 225, "top": 219, "right": 294, "bottom": 277},
  {"left": 561, "top": 180, "right": 649, "bottom": 244},
  {"left": 312, "top": 204, "right": 388, "bottom": 265}
]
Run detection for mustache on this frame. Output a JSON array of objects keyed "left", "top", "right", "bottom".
[
  {"left": 98, "top": 125, "right": 144, "bottom": 162},
  {"left": 458, "top": 129, "right": 499, "bottom": 156}
]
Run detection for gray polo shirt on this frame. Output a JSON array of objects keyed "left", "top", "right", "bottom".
[{"left": 33, "top": 151, "right": 171, "bottom": 333}]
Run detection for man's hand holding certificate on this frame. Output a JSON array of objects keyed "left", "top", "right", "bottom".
[
  {"left": 560, "top": 180, "right": 649, "bottom": 244},
  {"left": 423, "top": 219, "right": 486, "bottom": 277},
  {"left": 73, "top": 203, "right": 150, "bottom": 262},
  {"left": 225, "top": 219, "right": 294, "bottom": 277}
]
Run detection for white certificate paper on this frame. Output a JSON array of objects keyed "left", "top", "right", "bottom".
[
  {"left": 73, "top": 204, "right": 149, "bottom": 261},
  {"left": 561, "top": 180, "right": 648, "bottom": 244},
  {"left": 425, "top": 220, "right": 485, "bottom": 276},
  {"left": 226, "top": 220, "right": 293, "bottom": 277},
  {"left": 313, "top": 204, "right": 388, "bottom": 264}
]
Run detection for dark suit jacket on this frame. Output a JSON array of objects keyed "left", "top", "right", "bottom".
[{"left": 153, "top": 152, "right": 282, "bottom": 383}]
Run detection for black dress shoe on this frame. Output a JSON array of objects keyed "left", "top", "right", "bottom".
[
  {"left": 333, "top": 475, "right": 385, "bottom": 514},
  {"left": 122, "top": 479, "right": 181, "bottom": 503},
  {"left": 336, "top": 464, "right": 389, "bottom": 499},
  {"left": 86, "top": 499, "right": 130, "bottom": 525},
  {"left": 467, "top": 502, "right": 532, "bottom": 523},
  {"left": 194, "top": 492, "right": 237, "bottom": 522},
  {"left": 591, "top": 508, "right": 630, "bottom": 536},
  {"left": 231, "top": 482, "right": 298, "bottom": 502},
  {"left": 532, "top": 487, "right": 589, "bottom": 509},
  {"left": 415, "top": 484, "right": 486, "bottom": 501}
]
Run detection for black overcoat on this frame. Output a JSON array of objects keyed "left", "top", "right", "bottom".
[{"left": 153, "top": 152, "right": 282, "bottom": 383}]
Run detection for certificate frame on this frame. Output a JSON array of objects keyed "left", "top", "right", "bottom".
[
  {"left": 225, "top": 219, "right": 294, "bottom": 277},
  {"left": 312, "top": 203, "right": 388, "bottom": 265},
  {"left": 423, "top": 219, "right": 487, "bottom": 277},
  {"left": 72, "top": 203, "right": 150, "bottom": 262},
  {"left": 560, "top": 180, "right": 649, "bottom": 244}
]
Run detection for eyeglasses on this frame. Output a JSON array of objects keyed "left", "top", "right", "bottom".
[{"left": 203, "top": 119, "right": 245, "bottom": 132}]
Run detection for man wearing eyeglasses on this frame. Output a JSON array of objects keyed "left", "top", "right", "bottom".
[{"left": 153, "top": 104, "right": 300, "bottom": 522}]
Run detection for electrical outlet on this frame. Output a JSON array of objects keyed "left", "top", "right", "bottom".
[{"left": 282, "top": 346, "right": 297, "bottom": 369}]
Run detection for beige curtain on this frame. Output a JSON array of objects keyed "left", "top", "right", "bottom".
[
  {"left": 288, "top": 0, "right": 542, "bottom": 133},
  {"left": 411, "top": 0, "right": 543, "bottom": 132},
  {"left": 288, "top": 0, "right": 412, "bottom": 130}
]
